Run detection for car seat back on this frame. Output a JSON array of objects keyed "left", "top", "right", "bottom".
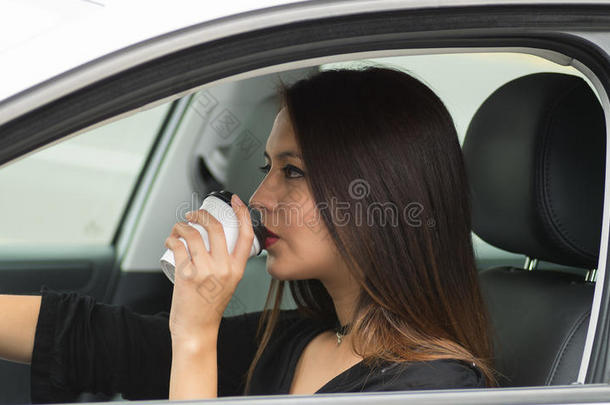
[{"left": 462, "top": 72, "right": 605, "bottom": 386}]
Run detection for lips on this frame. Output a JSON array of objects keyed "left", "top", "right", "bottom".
[
  {"left": 264, "top": 227, "right": 279, "bottom": 249},
  {"left": 265, "top": 227, "right": 279, "bottom": 238}
]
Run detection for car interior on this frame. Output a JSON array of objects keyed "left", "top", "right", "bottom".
[
  {"left": 0, "top": 51, "right": 605, "bottom": 403},
  {"left": 464, "top": 72, "right": 604, "bottom": 387}
]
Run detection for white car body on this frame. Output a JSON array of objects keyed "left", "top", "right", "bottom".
[{"left": 1, "top": 1, "right": 610, "bottom": 405}]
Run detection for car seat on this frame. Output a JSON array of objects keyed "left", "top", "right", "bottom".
[{"left": 462, "top": 72, "right": 605, "bottom": 386}]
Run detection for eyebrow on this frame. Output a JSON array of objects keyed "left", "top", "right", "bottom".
[{"left": 263, "top": 150, "right": 302, "bottom": 160}]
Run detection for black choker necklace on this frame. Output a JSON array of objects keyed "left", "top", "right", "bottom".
[{"left": 333, "top": 321, "right": 352, "bottom": 345}]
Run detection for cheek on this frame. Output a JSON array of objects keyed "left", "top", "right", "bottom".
[
  {"left": 295, "top": 222, "right": 333, "bottom": 259},
  {"left": 266, "top": 218, "right": 338, "bottom": 280},
  {"left": 291, "top": 199, "right": 333, "bottom": 261}
]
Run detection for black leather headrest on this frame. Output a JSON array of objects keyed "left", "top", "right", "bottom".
[{"left": 463, "top": 73, "right": 606, "bottom": 269}]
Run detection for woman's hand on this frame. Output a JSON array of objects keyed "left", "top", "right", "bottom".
[{"left": 165, "top": 193, "right": 254, "bottom": 346}]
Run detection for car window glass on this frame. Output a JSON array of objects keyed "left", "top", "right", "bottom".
[{"left": 0, "top": 103, "right": 171, "bottom": 246}]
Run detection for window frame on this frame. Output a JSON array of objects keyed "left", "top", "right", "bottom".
[{"left": 1, "top": 2, "right": 610, "bottom": 403}]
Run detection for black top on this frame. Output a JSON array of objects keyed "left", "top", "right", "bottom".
[{"left": 30, "top": 285, "right": 486, "bottom": 403}]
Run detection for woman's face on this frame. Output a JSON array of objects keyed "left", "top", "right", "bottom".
[{"left": 249, "top": 107, "right": 342, "bottom": 281}]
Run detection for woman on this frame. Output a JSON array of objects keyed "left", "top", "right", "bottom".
[
  {"left": 168, "top": 65, "right": 499, "bottom": 399},
  {"left": 0, "top": 66, "right": 498, "bottom": 402}
]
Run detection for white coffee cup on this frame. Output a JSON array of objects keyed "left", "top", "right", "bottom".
[{"left": 160, "top": 190, "right": 266, "bottom": 284}]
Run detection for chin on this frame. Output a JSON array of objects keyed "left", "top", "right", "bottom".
[
  {"left": 265, "top": 262, "right": 292, "bottom": 281},
  {"left": 264, "top": 255, "right": 283, "bottom": 279},
  {"left": 265, "top": 257, "right": 311, "bottom": 281}
]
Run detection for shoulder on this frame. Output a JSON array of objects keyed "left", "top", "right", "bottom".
[
  {"left": 322, "top": 358, "right": 486, "bottom": 394},
  {"left": 216, "top": 309, "right": 307, "bottom": 362},
  {"left": 382, "top": 358, "right": 486, "bottom": 390}
]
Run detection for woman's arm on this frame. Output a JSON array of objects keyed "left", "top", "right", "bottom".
[
  {"left": 30, "top": 286, "right": 173, "bottom": 403},
  {"left": 164, "top": 194, "right": 254, "bottom": 400},
  {"left": 169, "top": 332, "right": 218, "bottom": 399},
  {"left": 0, "top": 294, "right": 42, "bottom": 364}
]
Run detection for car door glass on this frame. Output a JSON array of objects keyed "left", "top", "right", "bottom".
[{"left": 0, "top": 103, "right": 171, "bottom": 246}]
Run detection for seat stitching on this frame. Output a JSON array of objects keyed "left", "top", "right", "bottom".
[{"left": 546, "top": 309, "right": 590, "bottom": 385}]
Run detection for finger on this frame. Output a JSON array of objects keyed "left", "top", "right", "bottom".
[
  {"left": 187, "top": 209, "right": 228, "bottom": 261},
  {"left": 230, "top": 194, "right": 255, "bottom": 267},
  {"left": 165, "top": 236, "right": 196, "bottom": 281},
  {"left": 171, "top": 222, "right": 212, "bottom": 265}
]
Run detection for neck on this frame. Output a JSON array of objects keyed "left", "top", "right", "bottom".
[{"left": 319, "top": 272, "right": 360, "bottom": 328}]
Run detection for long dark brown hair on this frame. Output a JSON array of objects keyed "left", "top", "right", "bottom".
[{"left": 244, "top": 66, "right": 500, "bottom": 393}]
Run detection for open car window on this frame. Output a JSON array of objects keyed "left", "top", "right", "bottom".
[{"left": 1, "top": 2, "right": 610, "bottom": 405}]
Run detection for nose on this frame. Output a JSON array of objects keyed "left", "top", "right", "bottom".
[{"left": 248, "top": 176, "right": 279, "bottom": 215}]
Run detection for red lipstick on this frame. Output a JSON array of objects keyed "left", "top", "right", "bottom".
[{"left": 264, "top": 227, "right": 279, "bottom": 249}]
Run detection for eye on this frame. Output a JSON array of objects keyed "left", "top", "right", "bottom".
[
  {"left": 283, "top": 164, "right": 304, "bottom": 179},
  {"left": 257, "top": 163, "right": 304, "bottom": 179}
]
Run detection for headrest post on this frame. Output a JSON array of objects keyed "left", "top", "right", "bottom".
[
  {"left": 524, "top": 257, "right": 538, "bottom": 271},
  {"left": 585, "top": 268, "right": 598, "bottom": 282}
]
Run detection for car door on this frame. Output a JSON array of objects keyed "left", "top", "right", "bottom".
[
  {"left": 0, "top": 98, "right": 177, "bottom": 404},
  {"left": 1, "top": 1, "right": 610, "bottom": 405}
]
